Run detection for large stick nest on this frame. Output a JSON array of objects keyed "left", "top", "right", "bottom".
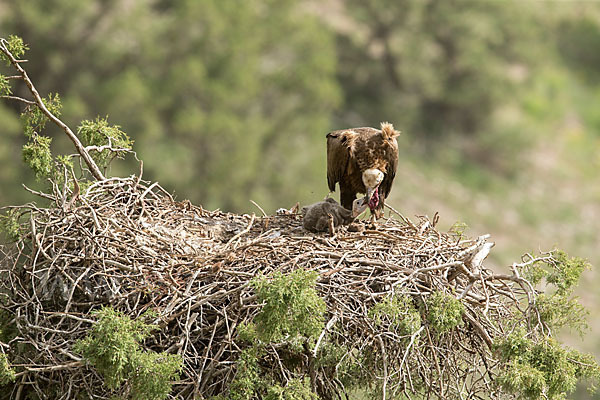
[{"left": 0, "top": 176, "right": 545, "bottom": 399}]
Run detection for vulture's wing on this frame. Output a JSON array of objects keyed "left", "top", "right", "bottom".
[
  {"left": 379, "top": 139, "right": 399, "bottom": 201},
  {"left": 326, "top": 131, "right": 353, "bottom": 192}
]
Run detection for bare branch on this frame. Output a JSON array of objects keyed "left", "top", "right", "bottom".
[{"left": 0, "top": 95, "right": 36, "bottom": 105}]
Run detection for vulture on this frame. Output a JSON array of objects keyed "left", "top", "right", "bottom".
[{"left": 326, "top": 122, "right": 399, "bottom": 220}]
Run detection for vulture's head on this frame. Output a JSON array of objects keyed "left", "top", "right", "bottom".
[
  {"left": 351, "top": 197, "right": 368, "bottom": 218},
  {"left": 362, "top": 168, "right": 384, "bottom": 211}
]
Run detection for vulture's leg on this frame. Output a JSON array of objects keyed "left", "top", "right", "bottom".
[
  {"left": 369, "top": 200, "right": 385, "bottom": 226},
  {"left": 369, "top": 213, "right": 377, "bottom": 225}
]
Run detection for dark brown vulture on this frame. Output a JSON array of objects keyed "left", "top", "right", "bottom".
[{"left": 326, "top": 122, "right": 399, "bottom": 219}]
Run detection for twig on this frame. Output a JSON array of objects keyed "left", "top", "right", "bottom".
[
  {"left": 249, "top": 200, "right": 267, "bottom": 217},
  {"left": 377, "top": 335, "right": 388, "bottom": 400},
  {"left": 225, "top": 214, "right": 255, "bottom": 248},
  {"left": 312, "top": 315, "right": 338, "bottom": 357},
  {"left": 0, "top": 95, "right": 36, "bottom": 105}
]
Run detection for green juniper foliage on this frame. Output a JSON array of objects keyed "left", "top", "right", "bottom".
[
  {"left": 0, "top": 353, "right": 16, "bottom": 386},
  {"left": 495, "top": 334, "right": 599, "bottom": 400},
  {"left": 0, "top": 75, "right": 10, "bottom": 96},
  {"left": 448, "top": 221, "right": 469, "bottom": 239},
  {"left": 22, "top": 134, "right": 53, "bottom": 180},
  {"left": 227, "top": 347, "right": 262, "bottom": 400},
  {"left": 19, "top": 93, "right": 62, "bottom": 181},
  {"left": 497, "top": 360, "right": 547, "bottom": 400},
  {"left": 536, "top": 292, "right": 588, "bottom": 333},
  {"left": 524, "top": 251, "right": 590, "bottom": 333},
  {"left": 313, "top": 340, "right": 364, "bottom": 387},
  {"left": 252, "top": 269, "right": 325, "bottom": 343},
  {"left": 221, "top": 270, "right": 326, "bottom": 399},
  {"left": 523, "top": 251, "right": 589, "bottom": 294},
  {"left": 494, "top": 251, "right": 600, "bottom": 399},
  {"left": 129, "top": 351, "right": 183, "bottom": 400},
  {"left": 0, "top": 35, "right": 27, "bottom": 65},
  {"left": 218, "top": 349, "right": 317, "bottom": 400},
  {"left": 425, "top": 291, "right": 464, "bottom": 335},
  {"left": 236, "top": 321, "right": 258, "bottom": 344},
  {"left": 22, "top": 93, "right": 61, "bottom": 138},
  {"left": 217, "top": 347, "right": 318, "bottom": 400},
  {"left": 264, "top": 378, "right": 318, "bottom": 400},
  {"left": 78, "top": 117, "right": 133, "bottom": 169},
  {"left": 0, "top": 209, "right": 20, "bottom": 242},
  {"left": 495, "top": 327, "right": 530, "bottom": 362},
  {"left": 546, "top": 251, "right": 589, "bottom": 295},
  {"left": 368, "top": 294, "right": 421, "bottom": 336},
  {"left": 74, "top": 307, "right": 182, "bottom": 400}
]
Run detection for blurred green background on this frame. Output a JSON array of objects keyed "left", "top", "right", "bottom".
[{"left": 1, "top": 1, "right": 599, "bottom": 397}]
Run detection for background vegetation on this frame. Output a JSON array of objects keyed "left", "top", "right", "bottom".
[{"left": 1, "top": 1, "right": 600, "bottom": 397}]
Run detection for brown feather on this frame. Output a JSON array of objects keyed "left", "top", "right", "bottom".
[
  {"left": 326, "top": 123, "right": 400, "bottom": 214},
  {"left": 326, "top": 131, "right": 352, "bottom": 192},
  {"left": 380, "top": 121, "right": 400, "bottom": 140}
]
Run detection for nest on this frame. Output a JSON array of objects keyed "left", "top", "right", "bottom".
[{"left": 0, "top": 176, "right": 543, "bottom": 399}]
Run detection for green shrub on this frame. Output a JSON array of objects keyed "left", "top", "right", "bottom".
[
  {"left": 222, "top": 269, "right": 327, "bottom": 399},
  {"left": 0, "top": 35, "right": 27, "bottom": 65},
  {"left": 252, "top": 269, "right": 325, "bottom": 343},
  {"left": 536, "top": 292, "right": 588, "bottom": 333},
  {"left": 496, "top": 332, "right": 600, "bottom": 399},
  {"left": 74, "top": 307, "right": 182, "bottom": 400},
  {"left": 425, "top": 291, "right": 464, "bottom": 335},
  {"left": 368, "top": 294, "right": 421, "bottom": 336},
  {"left": 0, "top": 353, "right": 16, "bottom": 386},
  {"left": 0, "top": 75, "right": 10, "bottom": 96},
  {"left": 78, "top": 117, "right": 133, "bottom": 169},
  {"left": 22, "top": 135, "right": 53, "bottom": 180},
  {"left": 495, "top": 327, "right": 530, "bottom": 361},
  {"left": 546, "top": 251, "right": 589, "bottom": 295},
  {"left": 0, "top": 209, "right": 20, "bottom": 242},
  {"left": 265, "top": 378, "right": 318, "bottom": 400},
  {"left": 497, "top": 360, "right": 546, "bottom": 400},
  {"left": 228, "top": 347, "right": 262, "bottom": 400},
  {"left": 21, "top": 93, "right": 61, "bottom": 138}
]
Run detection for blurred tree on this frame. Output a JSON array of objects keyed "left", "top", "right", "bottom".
[
  {"left": 332, "top": 0, "right": 541, "bottom": 147},
  {"left": 557, "top": 16, "right": 600, "bottom": 85},
  {"left": 1, "top": 0, "right": 600, "bottom": 211},
  {"left": 0, "top": 0, "right": 340, "bottom": 212}
]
